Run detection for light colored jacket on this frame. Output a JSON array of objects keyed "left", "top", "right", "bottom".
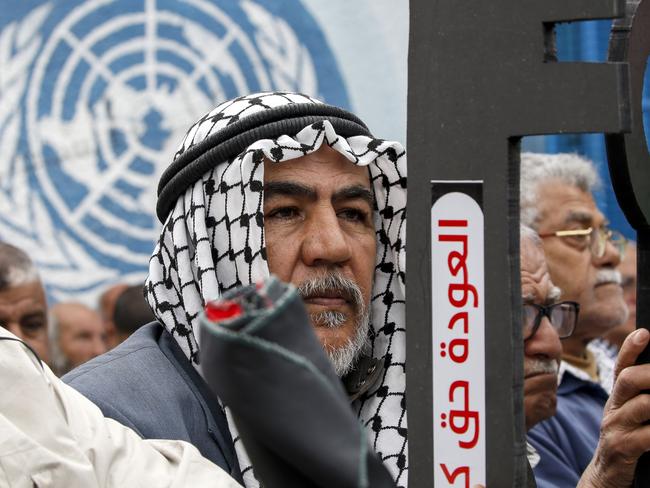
[{"left": 0, "top": 328, "right": 242, "bottom": 488}]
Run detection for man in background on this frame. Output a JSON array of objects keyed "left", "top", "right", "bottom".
[
  {"left": 0, "top": 241, "right": 50, "bottom": 364},
  {"left": 521, "top": 225, "right": 650, "bottom": 488},
  {"left": 50, "top": 302, "right": 107, "bottom": 376},
  {"left": 519, "top": 225, "right": 566, "bottom": 486},
  {"left": 112, "top": 284, "right": 155, "bottom": 344},
  {"left": 521, "top": 152, "right": 628, "bottom": 486},
  {"left": 520, "top": 226, "right": 566, "bottom": 433}
]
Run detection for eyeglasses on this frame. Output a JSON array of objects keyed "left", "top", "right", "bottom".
[
  {"left": 539, "top": 227, "right": 627, "bottom": 260},
  {"left": 523, "top": 301, "right": 580, "bottom": 341}
]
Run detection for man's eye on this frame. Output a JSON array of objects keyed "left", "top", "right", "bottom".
[
  {"left": 267, "top": 207, "right": 299, "bottom": 220},
  {"left": 566, "top": 234, "right": 589, "bottom": 248},
  {"left": 21, "top": 319, "right": 45, "bottom": 333},
  {"left": 338, "top": 208, "right": 369, "bottom": 223}
]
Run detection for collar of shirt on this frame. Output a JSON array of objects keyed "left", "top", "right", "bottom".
[
  {"left": 558, "top": 341, "right": 615, "bottom": 395},
  {"left": 526, "top": 441, "right": 540, "bottom": 469}
]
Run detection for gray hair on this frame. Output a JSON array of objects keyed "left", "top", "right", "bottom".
[
  {"left": 520, "top": 224, "right": 542, "bottom": 248},
  {"left": 0, "top": 242, "right": 39, "bottom": 291},
  {"left": 520, "top": 152, "right": 600, "bottom": 229}
]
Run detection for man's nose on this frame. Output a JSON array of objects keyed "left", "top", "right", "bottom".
[
  {"left": 525, "top": 316, "right": 562, "bottom": 361},
  {"left": 300, "top": 209, "right": 352, "bottom": 267},
  {"left": 594, "top": 238, "right": 622, "bottom": 268}
]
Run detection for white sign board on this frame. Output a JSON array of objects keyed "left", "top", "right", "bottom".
[{"left": 431, "top": 181, "right": 486, "bottom": 487}]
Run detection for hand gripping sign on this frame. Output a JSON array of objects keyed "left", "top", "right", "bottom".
[
  {"left": 407, "top": 0, "right": 631, "bottom": 486},
  {"left": 606, "top": 1, "right": 650, "bottom": 485}
]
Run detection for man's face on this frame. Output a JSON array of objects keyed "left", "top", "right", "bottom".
[
  {"left": 521, "top": 237, "right": 563, "bottom": 430},
  {"left": 535, "top": 181, "right": 626, "bottom": 341},
  {"left": 0, "top": 280, "right": 50, "bottom": 364},
  {"left": 56, "top": 305, "right": 107, "bottom": 369},
  {"left": 264, "top": 144, "right": 376, "bottom": 368}
]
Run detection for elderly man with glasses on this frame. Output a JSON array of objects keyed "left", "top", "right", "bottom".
[
  {"left": 520, "top": 224, "right": 650, "bottom": 488},
  {"left": 519, "top": 224, "right": 575, "bottom": 488},
  {"left": 520, "top": 225, "right": 578, "bottom": 437},
  {"left": 520, "top": 152, "right": 629, "bottom": 487}
]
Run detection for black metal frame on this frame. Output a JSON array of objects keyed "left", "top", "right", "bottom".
[
  {"left": 407, "top": 1, "right": 629, "bottom": 485},
  {"left": 605, "top": 1, "right": 650, "bottom": 485}
]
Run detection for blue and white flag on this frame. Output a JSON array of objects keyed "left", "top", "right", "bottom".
[{"left": 0, "top": 0, "right": 352, "bottom": 303}]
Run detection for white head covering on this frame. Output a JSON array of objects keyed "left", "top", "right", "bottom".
[{"left": 145, "top": 92, "right": 408, "bottom": 486}]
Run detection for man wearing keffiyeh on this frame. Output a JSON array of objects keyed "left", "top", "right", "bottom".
[{"left": 65, "top": 92, "right": 408, "bottom": 487}]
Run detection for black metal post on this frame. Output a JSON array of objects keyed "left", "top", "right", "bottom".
[
  {"left": 408, "top": 0, "right": 629, "bottom": 486},
  {"left": 606, "top": 3, "right": 650, "bottom": 485}
]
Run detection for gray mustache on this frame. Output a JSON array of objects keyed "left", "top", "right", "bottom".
[
  {"left": 524, "top": 358, "right": 558, "bottom": 377},
  {"left": 595, "top": 268, "right": 622, "bottom": 286},
  {"left": 297, "top": 273, "right": 364, "bottom": 312}
]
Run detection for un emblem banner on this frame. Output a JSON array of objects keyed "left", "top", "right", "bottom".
[{"left": 0, "top": 0, "right": 350, "bottom": 303}]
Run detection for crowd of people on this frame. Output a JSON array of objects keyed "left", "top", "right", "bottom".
[
  {"left": 0, "top": 91, "right": 646, "bottom": 487},
  {"left": 0, "top": 251, "right": 155, "bottom": 377}
]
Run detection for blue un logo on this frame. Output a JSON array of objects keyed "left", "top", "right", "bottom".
[{"left": 0, "top": 0, "right": 349, "bottom": 302}]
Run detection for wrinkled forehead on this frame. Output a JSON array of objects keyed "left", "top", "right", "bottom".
[
  {"left": 536, "top": 180, "right": 605, "bottom": 230},
  {"left": 262, "top": 145, "right": 372, "bottom": 195},
  {"left": 520, "top": 237, "right": 557, "bottom": 302},
  {"left": 0, "top": 280, "right": 47, "bottom": 310}
]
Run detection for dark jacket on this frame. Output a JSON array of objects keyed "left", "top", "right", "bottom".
[
  {"left": 527, "top": 371, "right": 608, "bottom": 488},
  {"left": 63, "top": 322, "right": 242, "bottom": 484}
]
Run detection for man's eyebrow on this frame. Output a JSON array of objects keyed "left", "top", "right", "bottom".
[
  {"left": 22, "top": 311, "right": 46, "bottom": 319},
  {"left": 522, "top": 292, "right": 535, "bottom": 304},
  {"left": 263, "top": 181, "right": 316, "bottom": 200},
  {"left": 263, "top": 182, "right": 374, "bottom": 207},
  {"left": 564, "top": 210, "right": 593, "bottom": 227},
  {"left": 332, "top": 185, "right": 374, "bottom": 207},
  {"left": 522, "top": 286, "right": 562, "bottom": 306}
]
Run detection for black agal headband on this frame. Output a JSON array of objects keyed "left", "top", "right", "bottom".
[{"left": 156, "top": 103, "right": 372, "bottom": 223}]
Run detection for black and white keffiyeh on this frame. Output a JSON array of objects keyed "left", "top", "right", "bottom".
[{"left": 145, "top": 92, "right": 408, "bottom": 486}]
